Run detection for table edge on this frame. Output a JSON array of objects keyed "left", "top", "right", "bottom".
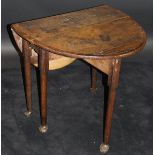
[{"left": 10, "top": 5, "right": 147, "bottom": 60}]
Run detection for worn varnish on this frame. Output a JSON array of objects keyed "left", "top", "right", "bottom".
[
  {"left": 10, "top": 4, "right": 147, "bottom": 153},
  {"left": 11, "top": 5, "right": 146, "bottom": 59}
]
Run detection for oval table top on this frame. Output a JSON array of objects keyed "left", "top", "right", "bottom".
[{"left": 11, "top": 5, "right": 147, "bottom": 59}]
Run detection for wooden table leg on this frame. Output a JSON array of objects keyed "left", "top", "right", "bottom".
[
  {"left": 22, "top": 40, "right": 32, "bottom": 117},
  {"left": 90, "top": 67, "right": 97, "bottom": 93},
  {"left": 100, "top": 59, "right": 121, "bottom": 153},
  {"left": 38, "top": 49, "right": 49, "bottom": 133}
]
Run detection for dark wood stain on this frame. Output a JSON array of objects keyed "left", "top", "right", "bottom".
[
  {"left": 11, "top": 5, "right": 146, "bottom": 59},
  {"left": 100, "top": 33, "right": 111, "bottom": 41},
  {"left": 10, "top": 4, "right": 147, "bottom": 153}
]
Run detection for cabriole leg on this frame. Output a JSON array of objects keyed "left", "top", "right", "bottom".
[{"left": 100, "top": 59, "right": 121, "bottom": 153}]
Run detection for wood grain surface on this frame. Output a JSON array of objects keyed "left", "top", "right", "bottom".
[
  {"left": 11, "top": 5, "right": 147, "bottom": 59},
  {"left": 10, "top": 5, "right": 147, "bottom": 150}
]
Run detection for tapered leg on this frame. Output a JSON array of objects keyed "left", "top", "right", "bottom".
[
  {"left": 22, "top": 40, "right": 32, "bottom": 117},
  {"left": 90, "top": 67, "right": 97, "bottom": 92},
  {"left": 100, "top": 59, "right": 121, "bottom": 153},
  {"left": 38, "top": 49, "right": 49, "bottom": 133}
]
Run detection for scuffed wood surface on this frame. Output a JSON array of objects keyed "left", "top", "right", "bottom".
[{"left": 11, "top": 5, "right": 146, "bottom": 59}]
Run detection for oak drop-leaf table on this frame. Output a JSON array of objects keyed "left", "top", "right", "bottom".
[{"left": 10, "top": 5, "right": 146, "bottom": 153}]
